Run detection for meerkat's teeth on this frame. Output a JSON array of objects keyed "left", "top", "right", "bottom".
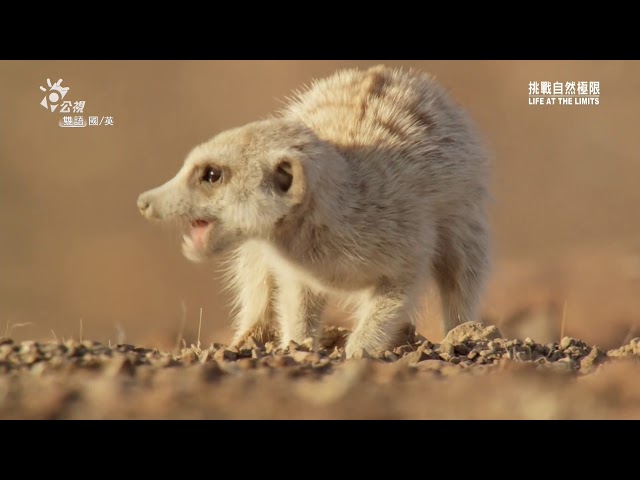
[{"left": 182, "top": 234, "right": 195, "bottom": 252}]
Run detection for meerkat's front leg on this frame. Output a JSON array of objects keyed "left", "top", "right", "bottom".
[
  {"left": 274, "top": 274, "right": 327, "bottom": 349},
  {"left": 345, "top": 280, "right": 417, "bottom": 358},
  {"left": 228, "top": 242, "right": 278, "bottom": 346}
]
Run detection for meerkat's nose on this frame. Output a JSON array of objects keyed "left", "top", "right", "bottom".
[{"left": 137, "top": 194, "right": 151, "bottom": 216}]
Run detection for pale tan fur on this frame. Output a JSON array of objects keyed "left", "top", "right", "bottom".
[{"left": 137, "top": 65, "right": 491, "bottom": 357}]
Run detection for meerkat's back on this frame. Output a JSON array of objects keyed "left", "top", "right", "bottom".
[{"left": 282, "top": 65, "right": 488, "bottom": 211}]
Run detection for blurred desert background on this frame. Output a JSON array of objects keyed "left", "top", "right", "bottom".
[{"left": 2, "top": 60, "right": 639, "bottom": 351}]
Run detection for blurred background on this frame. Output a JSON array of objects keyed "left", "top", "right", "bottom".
[{"left": 1, "top": 60, "right": 639, "bottom": 350}]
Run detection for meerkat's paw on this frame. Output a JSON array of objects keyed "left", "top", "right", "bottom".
[
  {"left": 345, "top": 325, "right": 413, "bottom": 359},
  {"left": 231, "top": 322, "right": 279, "bottom": 348},
  {"left": 344, "top": 334, "right": 384, "bottom": 359},
  {"left": 277, "top": 333, "right": 318, "bottom": 351}
]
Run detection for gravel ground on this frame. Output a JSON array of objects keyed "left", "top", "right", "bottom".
[{"left": 1, "top": 322, "right": 639, "bottom": 419}]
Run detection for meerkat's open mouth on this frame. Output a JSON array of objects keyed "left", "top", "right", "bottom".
[{"left": 183, "top": 220, "right": 213, "bottom": 251}]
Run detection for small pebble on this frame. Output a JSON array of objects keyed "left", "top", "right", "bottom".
[
  {"left": 384, "top": 351, "right": 399, "bottom": 362},
  {"left": 560, "top": 337, "right": 573, "bottom": 350},
  {"left": 214, "top": 349, "right": 237, "bottom": 363}
]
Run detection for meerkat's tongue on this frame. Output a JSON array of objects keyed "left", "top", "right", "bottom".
[{"left": 190, "top": 220, "right": 210, "bottom": 250}]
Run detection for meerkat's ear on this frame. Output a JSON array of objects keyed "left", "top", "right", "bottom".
[
  {"left": 274, "top": 161, "right": 293, "bottom": 192},
  {"left": 273, "top": 156, "right": 307, "bottom": 203}
]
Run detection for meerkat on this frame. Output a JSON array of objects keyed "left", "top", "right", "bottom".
[{"left": 137, "top": 65, "right": 490, "bottom": 358}]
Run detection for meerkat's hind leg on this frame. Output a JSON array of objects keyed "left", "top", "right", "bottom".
[
  {"left": 225, "top": 242, "right": 278, "bottom": 347},
  {"left": 274, "top": 274, "right": 327, "bottom": 350},
  {"left": 345, "top": 279, "right": 420, "bottom": 358},
  {"left": 433, "top": 215, "right": 490, "bottom": 335}
]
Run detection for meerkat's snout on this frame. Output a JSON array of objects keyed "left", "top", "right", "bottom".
[
  {"left": 137, "top": 193, "right": 151, "bottom": 217},
  {"left": 137, "top": 177, "right": 181, "bottom": 221},
  {"left": 137, "top": 191, "right": 161, "bottom": 220},
  {"left": 137, "top": 175, "right": 219, "bottom": 261}
]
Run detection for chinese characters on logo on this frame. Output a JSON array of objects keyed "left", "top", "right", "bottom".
[
  {"left": 528, "top": 81, "right": 600, "bottom": 106},
  {"left": 59, "top": 101, "right": 85, "bottom": 113},
  {"left": 39, "top": 78, "right": 116, "bottom": 127}
]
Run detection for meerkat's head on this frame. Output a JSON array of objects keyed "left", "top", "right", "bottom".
[{"left": 137, "top": 118, "right": 333, "bottom": 262}]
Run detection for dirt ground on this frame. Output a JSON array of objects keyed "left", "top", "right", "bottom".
[
  {"left": 2, "top": 323, "right": 639, "bottom": 419},
  {"left": 1, "top": 61, "right": 639, "bottom": 419}
]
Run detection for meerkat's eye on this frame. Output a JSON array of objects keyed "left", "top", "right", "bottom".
[{"left": 202, "top": 166, "right": 222, "bottom": 184}]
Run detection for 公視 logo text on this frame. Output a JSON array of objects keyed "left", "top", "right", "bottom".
[
  {"left": 40, "top": 78, "right": 115, "bottom": 127},
  {"left": 528, "top": 81, "right": 600, "bottom": 106}
]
